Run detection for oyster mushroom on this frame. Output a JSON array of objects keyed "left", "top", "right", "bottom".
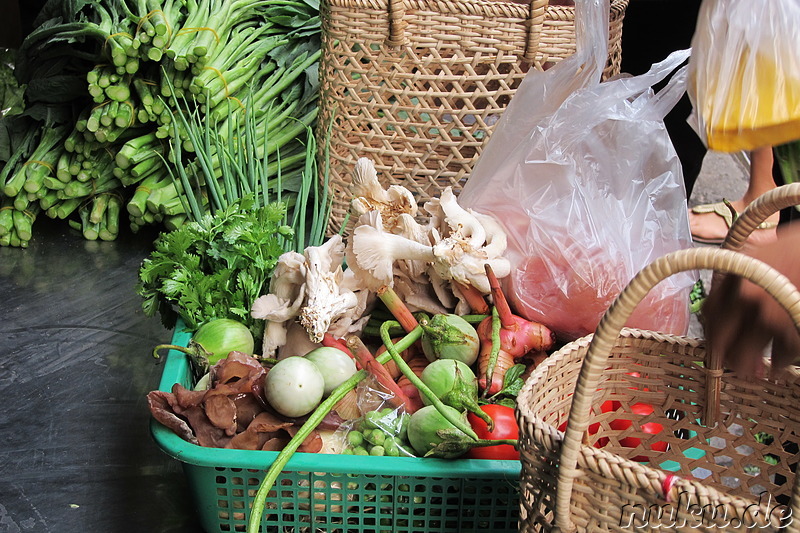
[
  {"left": 349, "top": 157, "right": 418, "bottom": 233},
  {"left": 277, "top": 321, "right": 321, "bottom": 360},
  {"left": 426, "top": 187, "right": 511, "bottom": 294},
  {"left": 251, "top": 251, "right": 307, "bottom": 358},
  {"left": 347, "top": 211, "right": 436, "bottom": 291},
  {"left": 299, "top": 235, "right": 363, "bottom": 343},
  {"left": 327, "top": 268, "right": 374, "bottom": 338}
]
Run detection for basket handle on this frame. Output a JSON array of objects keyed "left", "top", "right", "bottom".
[
  {"left": 386, "top": 0, "right": 407, "bottom": 47},
  {"left": 554, "top": 246, "right": 800, "bottom": 532},
  {"left": 696, "top": 183, "right": 800, "bottom": 421},
  {"left": 723, "top": 182, "right": 800, "bottom": 252},
  {"left": 522, "top": 0, "right": 548, "bottom": 62},
  {"left": 384, "top": 0, "right": 549, "bottom": 60}
]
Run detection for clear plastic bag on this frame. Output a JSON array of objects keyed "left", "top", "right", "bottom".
[
  {"left": 335, "top": 376, "right": 416, "bottom": 457},
  {"left": 687, "top": 0, "right": 800, "bottom": 152},
  {"left": 459, "top": 0, "right": 694, "bottom": 342}
]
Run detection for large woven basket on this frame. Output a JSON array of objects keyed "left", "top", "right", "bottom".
[
  {"left": 516, "top": 246, "right": 800, "bottom": 532},
  {"left": 318, "top": 0, "right": 629, "bottom": 232}
]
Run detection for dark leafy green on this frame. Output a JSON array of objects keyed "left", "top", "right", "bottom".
[
  {"left": 486, "top": 363, "right": 526, "bottom": 408},
  {"left": 137, "top": 197, "right": 292, "bottom": 339},
  {"left": 0, "top": 49, "right": 24, "bottom": 119}
]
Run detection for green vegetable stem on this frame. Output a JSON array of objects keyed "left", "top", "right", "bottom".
[
  {"left": 246, "top": 327, "right": 423, "bottom": 533},
  {"left": 379, "top": 320, "right": 479, "bottom": 441},
  {"left": 0, "top": 0, "right": 322, "bottom": 246}
]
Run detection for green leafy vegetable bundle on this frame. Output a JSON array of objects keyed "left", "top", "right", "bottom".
[
  {"left": 137, "top": 197, "right": 291, "bottom": 339},
  {"left": 0, "top": 0, "right": 321, "bottom": 247}
]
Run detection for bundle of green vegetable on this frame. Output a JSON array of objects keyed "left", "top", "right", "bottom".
[
  {"left": 0, "top": 0, "right": 321, "bottom": 247},
  {"left": 137, "top": 84, "right": 330, "bottom": 342}
]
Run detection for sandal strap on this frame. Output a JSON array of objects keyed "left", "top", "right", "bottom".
[
  {"left": 692, "top": 201, "right": 778, "bottom": 231},
  {"left": 691, "top": 201, "right": 737, "bottom": 229}
]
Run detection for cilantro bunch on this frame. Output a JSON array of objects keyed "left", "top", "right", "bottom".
[{"left": 136, "top": 197, "right": 293, "bottom": 340}]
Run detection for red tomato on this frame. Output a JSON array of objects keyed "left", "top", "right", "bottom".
[
  {"left": 465, "top": 404, "right": 519, "bottom": 460},
  {"left": 608, "top": 402, "right": 668, "bottom": 461}
]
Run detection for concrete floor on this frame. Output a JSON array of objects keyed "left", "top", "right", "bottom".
[
  {"left": 686, "top": 150, "right": 749, "bottom": 338},
  {"left": 689, "top": 151, "right": 749, "bottom": 209}
]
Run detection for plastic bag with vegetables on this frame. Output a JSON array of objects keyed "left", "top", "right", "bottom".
[
  {"left": 458, "top": 0, "right": 694, "bottom": 342},
  {"left": 336, "top": 376, "right": 417, "bottom": 457}
]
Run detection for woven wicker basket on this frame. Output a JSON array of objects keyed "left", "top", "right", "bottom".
[
  {"left": 516, "top": 246, "right": 800, "bottom": 532},
  {"left": 318, "top": 0, "right": 629, "bottom": 232}
]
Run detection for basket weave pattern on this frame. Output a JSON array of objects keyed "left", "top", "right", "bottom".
[
  {"left": 516, "top": 247, "right": 800, "bottom": 532},
  {"left": 318, "top": 0, "right": 629, "bottom": 232}
]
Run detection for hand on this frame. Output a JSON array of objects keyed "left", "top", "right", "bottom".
[{"left": 702, "top": 222, "right": 800, "bottom": 376}]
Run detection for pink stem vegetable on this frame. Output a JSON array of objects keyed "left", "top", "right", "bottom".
[
  {"left": 477, "top": 264, "right": 556, "bottom": 395},
  {"left": 322, "top": 333, "right": 354, "bottom": 360},
  {"left": 347, "top": 335, "right": 418, "bottom": 411},
  {"left": 454, "top": 280, "right": 490, "bottom": 315},
  {"left": 377, "top": 285, "right": 419, "bottom": 333}
]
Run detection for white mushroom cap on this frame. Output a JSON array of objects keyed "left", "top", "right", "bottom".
[{"left": 251, "top": 251, "right": 307, "bottom": 357}]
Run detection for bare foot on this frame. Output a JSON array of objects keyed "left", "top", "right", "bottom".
[{"left": 689, "top": 199, "right": 779, "bottom": 246}]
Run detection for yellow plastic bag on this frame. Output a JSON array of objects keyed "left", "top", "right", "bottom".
[{"left": 687, "top": 0, "right": 800, "bottom": 152}]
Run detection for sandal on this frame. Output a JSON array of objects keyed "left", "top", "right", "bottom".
[{"left": 690, "top": 201, "right": 778, "bottom": 245}]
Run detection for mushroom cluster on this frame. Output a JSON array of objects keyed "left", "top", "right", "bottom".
[
  {"left": 346, "top": 158, "right": 510, "bottom": 316},
  {"left": 251, "top": 157, "right": 510, "bottom": 354},
  {"left": 250, "top": 235, "right": 372, "bottom": 358}
]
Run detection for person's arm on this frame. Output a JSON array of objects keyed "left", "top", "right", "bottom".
[{"left": 702, "top": 222, "right": 800, "bottom": 376}]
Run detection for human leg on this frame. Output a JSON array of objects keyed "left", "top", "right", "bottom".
[{"left": 689, "top": 146, "right": 779, "bottom": 245}]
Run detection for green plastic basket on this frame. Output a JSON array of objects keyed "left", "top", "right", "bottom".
[{"left": 150, "top": 323, "right": 521, "bottom": 533}]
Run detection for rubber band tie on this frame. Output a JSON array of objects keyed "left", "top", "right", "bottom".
[
  {"left": 103, "top": 32, "right": 134, "bottom": 52},
  {"left": 142, "top": 10, "right": 173, "bottom": 40},
  {"left": 136, "top": 185, "right": 152, "bottom": 194},
  {"left": 226, "top": 95, "right": 245, "bottom": 112},
  {"left": 92, "top": 100, "right": 112, "bottom": 112},
  {"left": 202, "top": 65, "right": 231, "bottom": 95},
  {"left": 23, "top": 160, "right": 55, "bottom": 172},
  {"left": 177, "top": 27, "right": 220, "bottom": 43},
  {"left": 0, "top": 205, "right": 13, "bottom": 212},
  {"left": 22, "top": 210, "right": 35, "bottom": 221},
  {"left": 136, "top": 10, "right": 163, "bottom": 35},
  {"left": 135, "top": 15, "right": 146, "bottom": 36},
  {"left": 661, "top": 474, "right": 679, "bottom": 503},
  {"left": 122, "top": 101, "right": 136, "bottom": 127}
]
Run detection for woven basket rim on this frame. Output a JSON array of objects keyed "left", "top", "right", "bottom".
[
  {"left": 516, "top": 327, "right": 704, "bottom": 418},
  {"left": 324, "top": 0, "right": 546, "bottom": 17}
]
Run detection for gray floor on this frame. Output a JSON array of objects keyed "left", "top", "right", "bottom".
[
  {"left": 0, "top": 222, "right": 201, "bottom": 532},
  {"left": 690, "top": 150, "right": 749, "bottom": 209},
  {"left": 686, "top": 151, "right": 749, "bottom": 338}
]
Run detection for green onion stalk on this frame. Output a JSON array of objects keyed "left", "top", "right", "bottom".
[
  {"left": 246, "top": 327, "right": 424, "bottom": 533},
  {"left": 0, "top": 0, "right": 323, "bottom": 246}
]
